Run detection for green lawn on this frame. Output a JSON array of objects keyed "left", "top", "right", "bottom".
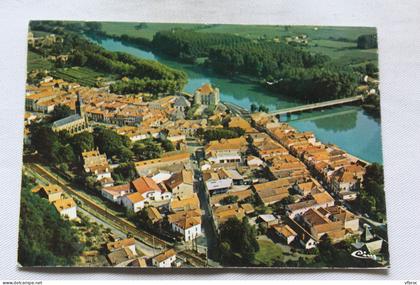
[{"left": 254, "top": 239, "right": 283, "bottom": 266}]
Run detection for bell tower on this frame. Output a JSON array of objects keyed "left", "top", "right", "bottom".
[{"left": 75, "top": 92, "right": 84, "bottom": 117}]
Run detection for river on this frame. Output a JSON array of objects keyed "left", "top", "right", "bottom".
[{"left": 86, "top": 36, "right": 383, "bottom": 164}]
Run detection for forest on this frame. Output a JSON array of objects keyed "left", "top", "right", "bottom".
[{"left": 151, "top": 28, "right": 361, "bottom": 102}]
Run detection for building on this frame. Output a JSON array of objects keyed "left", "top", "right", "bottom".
[
  {"left": 213, "top": 203, "right": 245, "bottom": 226},
  {"left": 165, "top": 170, "right": 194, "bottom": 199},
  {"left": 31, "top": 184, "right": 63, "bottom": 202},
  {"left": 272, "top": 224, "right": 297, "bottom": 245},
  {"left": 101, "top": 184, "right": 131, "bottom": 204},
  {"left": 204, "top": 137, "right": 247, "bottom": 164},
  {"left": 81, "top": 149, "right": 113, "bottom": 187},
  {"left": 173, "top": 96, "right": 191, "bottom": 112},
  {"left": 193, "top": 83, "right": 220, "bottom": 106},
  {"left": 135, "top": 152, "right": 190, "bottom": 176},
  {"left": 152, "top": 249, "right": 177, "bottom": 268},
  {"left": 53, "top": 198, "right": 77, "bottom": 220},
  {"left": 169, "top": 193, "right": 200, "bottom": 212},
  {"left": 205, "top": 177, "right": 233, "bottom": 196},
  {"left": 51, "top": 93, "right": 90, "bottom": 135},
  {"left": 253, "top": 179, "right": 291, "bottom": 206},
  {"left": 168, "top": 209, "right": 202, "bottom": 241},
  {"left": 147, "top": 207, "right": 163, "bottom": 224}
]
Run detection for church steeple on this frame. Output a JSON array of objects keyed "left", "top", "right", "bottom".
[{"left": 75, "top": 92, "right": 84, "bottom": 117}]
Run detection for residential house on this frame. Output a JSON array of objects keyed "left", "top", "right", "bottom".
[
  {"left": 53, "top": 198, "right": 77, "bottom": 220},
  {"left": 204, "top": 137, "right": 247, "bottom": 164},
  {"left": 272, "top": 224, "right": 297, "bottom": 245},
  {"left": 169, "top": 193, "right": 200, "bottom": 212},
  {"left": 101, "top": 184, "right": 130, "bottom": 204},
  {"left": 168, "top": 209, "right": 202, "bottom": 241},
  {"left": 253, "top": 179, "right": 291, "bottom": 206},
  {"left": 32, "top": 184, "right": 63, "bottom": 202},
  {"left": 152, "top": 249, "right": 177, "bottom": 268},
  {"left": 165, "top": 170, "right": 194, "bottom": 199}
]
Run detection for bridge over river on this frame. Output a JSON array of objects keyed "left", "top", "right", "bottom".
[{"left": 269, "top": 95, "right": 364, "bottom": 116}]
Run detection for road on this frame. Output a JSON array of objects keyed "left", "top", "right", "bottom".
[{"left": 25, "top": 163, "right": 209, "bottom": 267}]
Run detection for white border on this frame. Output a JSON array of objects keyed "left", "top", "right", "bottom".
[{"left": 1, "top": 0, "right": 420, "bottom": 280}]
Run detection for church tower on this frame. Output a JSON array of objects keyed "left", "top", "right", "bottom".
[{"left": 75, "top": 92, "right": 84, "bottom": 117}]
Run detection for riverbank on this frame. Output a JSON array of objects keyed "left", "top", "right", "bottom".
[{"left": 85, "top": 34, "right": 383, "bottom": 164}]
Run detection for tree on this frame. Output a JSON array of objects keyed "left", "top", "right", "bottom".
[
  {"left": 219, "top": 195, "right": 239, "bottom": 205},
  {"left": 50, "top": 104, "right": 73, "bottom": 121},
  {"left": 70, "top": 131, "right": 94, "bottom": 157},
  {"left": 85, "top": 22, "right": 102, "bottom": 33},
  {"left": 132, "top": 139, "right": 163, "bottom": 161},
  {"left": 18, "top": 174, "right": 83, "bottom": 266},
  {"left": 93, "top": 127, "right": 131, "bottom": 158},
  {"left": 250, "top": 103, "right": 258, "bottom": 113},
  {"left": 258, "top": 104, "right": 269, "bottom": 113},
  {"left": 112, "top": 162, "right": 138, "bottom": 183},
  {"left": 218, "top": 217, "right": 259, "bottom": 264},
  {"left": 358, "top": 163, "right": 385, "bottom": 220},
  {"left": 357, "top": 34, "right": 378, "bottom": 49}
]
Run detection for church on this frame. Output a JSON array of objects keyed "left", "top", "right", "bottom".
[{"left": 51, "top": 93, "right": 91, "bottom": 135}]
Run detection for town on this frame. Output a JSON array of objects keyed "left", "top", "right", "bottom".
[{"left": 19, "top": 26, "right": 388, "bottom": 268}]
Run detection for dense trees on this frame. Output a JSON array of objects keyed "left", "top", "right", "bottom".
[
  {"left": 50, "top": 104, "right": 73, "bottom": 121},
  {"left": 218, "top": 217, "right": 259, "bottom": 264},
  {"left": 202, "top": 127, "right": 245, "bottom": 142},
  {"left": 132, "top": 139, "right": 163, "bottom": 161},
  {"left": 357, "top": 34, "right": 378, "bottom": 49},
  {"left": 112, "top": 162, "right": 138, "bottom": 183},
  {"left": 18, "top": 174, "right": 83, "bottom": 266},
  {"left": 93, "top": 127, "right": 133, "bottom": 162},
  {"left": 358, "top": 163, "right": 386, "bottom": 221}
]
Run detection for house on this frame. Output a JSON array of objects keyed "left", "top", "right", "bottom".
[
  {"left": 272, "top": 224, "right": 297, "bottom": 245},
  {"left": 81, "top": 149, "right": 113, "bottom": 187},
  {"left": 205, "top": 177, "right": 233, "bottom": 196},
  {"left": 286, "top": 218, "right": 317, "bottom": 249},
  {"left": 193, "top": 83, "right": 220, "bottom": 106},
  {"left": 253, "top": 137, "right": 289, "bottom": 159},
  {"left": 253, "top": 179, "right": 291, "bottom": 206},
  {"left": 169, "top": 193, "right": 200, "bottom": 212},
  {"left": 330, "top": 164, "right": 365, "bottom": 193},
  {"left": 53, "top": 198, "right": 77, "bottom": 220},
  {"left": 240, "top": 203, "right": 255, "bottom": 215},
  {"left": 106, "top": 238, "right": 136, "bottom": 255},
  {"left": 217, "top": 168, "right": 244, "bottom": 185},
  {"left": 147, "top": 206, "right": 163, "bottom": 224},
  {"left": 165, "top": 169, "right": 194, "bottom": 199},
  {"left": 107, "top": 247, "right": 137, "bottom": 267},
  {"left": 213, "top": 203, "right": 245, "bottom": 226},
  {"left": 32, "top": 184, "right": 63, "bottom": 202},
  {"left": 256, "top": 214, "right": 278, "bottom": 228},
  {"left": 121, "top": 192, "right": 146, "bottom": 213},
  {"left": 101, "top": 184, "right": 131, "bottom": 204},
  {"left": 152, "top": 249, "right": 177, "bottom": 268},
  {"left": 135, "top": 152, "right": 190, "bottom": 176},
  {"left": 228, "top": 116, "right": 255, "bottom": 133},
  {"left": 293, "top": 178, "right": 323, "bottom": 196},
  {"left": 246, "top": 155, "right": 264, "bottom": 167},
  {"left": 168, "top": 209, "right": 202, "bottom": 241},
  {"left": 121, "top": 176, "right": 172, "bottom": 212},
  {"left": 204, "top": 137, "right": 247, "bottom": 164}
]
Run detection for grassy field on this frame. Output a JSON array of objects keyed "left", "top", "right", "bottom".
[
  {"left": 50, "top": 67, "right": 113, "bottom": 86},
  {"left": 27, "top": 51, "right": 53, "bottom": 72},
  {"left": 99, "top": 22, "right": 377, "bottom": 66},
  {"left": 254, "top": 239, "right": 283, "bottom": 266}
]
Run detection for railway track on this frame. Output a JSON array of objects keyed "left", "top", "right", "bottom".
[
  {"left": 26, "top": 162, "right": 209, "bottom": 267},
  {"left": 26, "top": 163, "right": 170, "bottom": 248}
]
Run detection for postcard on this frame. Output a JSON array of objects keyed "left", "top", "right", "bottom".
[{"left": 19, "top": 21, "right": 388, "bottom": 268}]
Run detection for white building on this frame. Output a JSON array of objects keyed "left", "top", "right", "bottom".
[
  {"left": 168, "top": 209, "right": 202, "bottom": 242},
  {"left": 53, "top": 198, "right": 77, "bottom": 220},
  {"left": 152, "top": 249, "right": 177, "bottom": 268}
]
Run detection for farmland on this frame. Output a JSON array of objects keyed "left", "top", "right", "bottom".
[
  {"left": 27, "top": 51, "right": 53, "bottom": 72},
  {"left": 51, "top": 67, "right": 114, "bottom": 87},
  {"left": 99, "top": 22, "right": 377, "bottom": 67}
]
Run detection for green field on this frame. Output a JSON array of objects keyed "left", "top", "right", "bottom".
[
  {"left": 253, "top": 239, "right": 283, "bottom": 266},
  {"left": 51, "top": 67, "right": 113, "bottom": 86},
  {"left": 27, "top": 51, "right": 53, "bottom": 72},
  {"left": 99, "top": 22, "right": 377, "bottom": 66}
]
